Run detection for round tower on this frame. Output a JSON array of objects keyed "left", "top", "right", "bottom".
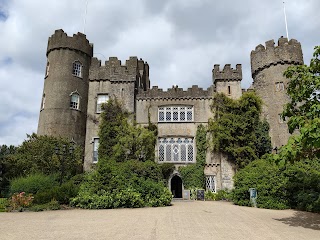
[
  {"left": 37, "top": 29, "right": 93, "bottom": 145},
  {"left": 251, "top": 37, "right": 303, "bottom": 148}
]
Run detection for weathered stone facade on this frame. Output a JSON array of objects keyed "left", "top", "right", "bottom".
[
  {"left": 37, "top": 30, "right": 304, "bottom": 193},
  {"left": 251, "top": 37, "right": 304, "bottom": 147}
]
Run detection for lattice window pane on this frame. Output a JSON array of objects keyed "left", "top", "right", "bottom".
[
  {"left": 187, "top": 145, "right": 194, "bottom": 161},
  {"left": 173, "top": 145, "right": 179, "bottom": 161},
  {"left": 159, "top": 145, "right": 164, "bottom": 161},
  {"left": 187, "top": 111, "right": 193, "bottom": 121},
  {"left": 159, "top": 111, "right": 164, "bottom": 121},
  {"left": 158, "top": 137, "right": 194, "bottom": 163},
  {"left": 180, "top": 111, "right": 185, "bottom": 121},
  {"left": 173, "top": 111, "right": 179, "bottom": 121},
  {"left": 206, "top": 176, "right": 215, "bottom": 192},
  {"left": 166, "top": 145, "right": 171, "bottom": 161},
  {"left": 181, "top": 145, "right": 186, "bottom": 161},
  {"left": 166, "top": 111, "right": 171, "bottom": 121},
  {"left": 158, "top": 106, "right": 193, "bottom": 122}
]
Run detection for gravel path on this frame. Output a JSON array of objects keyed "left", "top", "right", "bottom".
[{"left": 0, "top": 201, "right": 319, "bottom": 240}]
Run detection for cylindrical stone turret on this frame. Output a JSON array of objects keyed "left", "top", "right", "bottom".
[
  {"left": 251, "top": 37, "right": 303, "bottom": 148},
  {"left": 37, "top": 29, "right": 93, "bottom": 145}
]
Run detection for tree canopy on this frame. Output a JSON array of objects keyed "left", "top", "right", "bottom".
[{"left": 279, "top": 46, "right": 320, "bottom": 162}]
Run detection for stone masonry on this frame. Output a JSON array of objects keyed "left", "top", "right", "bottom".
[{"left": 37, "top": 30, "right": 304, "bottom": 192}]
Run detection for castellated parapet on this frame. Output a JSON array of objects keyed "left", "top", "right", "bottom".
[
  {"left": 136, "top": 85, "right": 213, "bottom": 100},
  {"left": 47, "top": 29, "right": 93, "bottom": 57},
  {"left": 213, "top": 64, "right": 242, "bottom": 99},
  {"left": 251, "top": 37, "right": 303, "bottom": 78},
  {"left": 89, "top": 56, "right": 150, "bottom": 87},
  {"left": 213, "top": 64, "right": 242, "bottom": 82}
]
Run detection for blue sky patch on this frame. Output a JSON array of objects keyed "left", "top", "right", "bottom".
[
  {"left": 0, "top": 57, "right": 13, "bottom": 66},
  {"left": 0, "top": 10, "right": 8, "bottom": 21}
]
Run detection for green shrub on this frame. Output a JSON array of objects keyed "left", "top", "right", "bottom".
[
  {"left": 72, "top": 160, "right": 172, "bottom": 209},
  {"left": 29, "top": 199, "right": 60, "bottom": 212},
  {"left": 0, "top": 198, "right": 9, "bottom": 212},
  {"left": 233, "top": 158, "right": 289, "bottom": 209},
  {"left": 205, "top": 191, "right": 217, "bottom": 201},
  {"left": 9, "top": 173, "right": 57, "bottom": 195},
  {"left": 34, "top": 179, "right": 80, "bottom": 205},
  {"left": 284, "top": 159, "right": 320, "bottom": 212}
]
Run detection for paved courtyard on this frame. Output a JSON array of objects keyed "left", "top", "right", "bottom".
[{"left": 0, "top": 201, "right": 319, "bottom": 240}]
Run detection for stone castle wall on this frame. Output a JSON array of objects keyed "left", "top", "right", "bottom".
[
  {"left": 38, "top": 30, "right": 93, "bottom": 146},
  {"left": 213, "top": 64, "right": 242, "bottom": 99},
  {"left": 251, "top": 37, "right": 304, "bottom": 147}
]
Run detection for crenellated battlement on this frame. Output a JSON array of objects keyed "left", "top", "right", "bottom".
[
  {"left": 136, "top": 85, "right": 213, "bottom": 100},
  {"left": 89, "top": 56, "right": 149, "bottom": 82},
  {"left": 47, "top": 29, "right": 93, "bottom": 57},
  {"left": 251, "top": 37, "right": 303, "bottom": 78},
  {"left": 213, "top": 64, "right": 242, "bottom": 83}
]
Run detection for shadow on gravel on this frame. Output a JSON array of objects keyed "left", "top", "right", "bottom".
[{"left": 274, "top": 211, "right": 320, "bottom": 231}]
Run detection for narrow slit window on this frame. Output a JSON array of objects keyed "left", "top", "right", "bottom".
[
  {"left": 93, "top": 138, "right": 99, "bottom": 163},
  {"left": 228, "top": 86, "right": 231, "bottom": 95}
]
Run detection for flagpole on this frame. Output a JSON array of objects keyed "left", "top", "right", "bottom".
[
  {"left": 283, "top": 1, "right": 289, "bottom": 39},
  {"left": 83, "top": 0, "right": 89, "bottom": 34}
]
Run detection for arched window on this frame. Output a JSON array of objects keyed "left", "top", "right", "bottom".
[
  {"left": 70, "top": 92, "right": 80, "bottom": 109},
  {"left": 72, "top": 61, "right": 82, "bottom": 77}
]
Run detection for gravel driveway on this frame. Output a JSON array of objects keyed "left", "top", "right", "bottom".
[{"left": 0, "top": 201, "right": 319, "bottom": 240}]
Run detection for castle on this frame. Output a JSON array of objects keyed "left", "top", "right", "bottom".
[{"left": 37, "top": 29, "right": 304, "bottom": 197}]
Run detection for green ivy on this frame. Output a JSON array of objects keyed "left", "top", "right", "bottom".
[{"left": 179, "top": 125, "right": 207, "bottom": 189}]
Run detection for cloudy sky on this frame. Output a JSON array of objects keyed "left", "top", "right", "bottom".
[{"left": 0, "top": 0, "right": 319, "bottom": 146}]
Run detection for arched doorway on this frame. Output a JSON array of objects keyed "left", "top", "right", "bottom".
[{"left": 171, "top": 175, "right": 182, "bottom": 198}]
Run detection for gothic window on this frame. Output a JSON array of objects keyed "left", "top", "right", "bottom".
[
  {"left": 206, "top": 175, "right": 216, "bottom": 193},
  {"left": 41, "top": 93, "right": 45, "bottom": 110},
  {"left": 158, "top": 106, "right": 194, "bottom": 122},
  {"left": 45, "top": 61, "right": 49, "bottom": 77},
  {"left": 70, "top": 92, "right": 80, "bottom": 110},
  {"left": 96, "top": 94, "right": 109, "bottom": 113},
  {"left": 158, "top": 137, "right": 194, "bottom": 162},
  {"left": 93, "top": 138, "right": 99, "bottom": 163},
  {"left": 275, "top": 82, "right": 285, "bottom": 92},
  {"left": 73, "top": 61, "right": 82, "bottom": 78}
]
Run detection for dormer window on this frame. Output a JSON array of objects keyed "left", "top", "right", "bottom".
[{"left": 73, "top": 61, "right": 82, "bottom": 78}]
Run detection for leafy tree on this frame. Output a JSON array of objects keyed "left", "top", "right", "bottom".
[
  {"left": 280, "top": 46, "right": 320, "bottom": 162},
  {"left": 98, "top": 99, "right": 157, "bottom": 162},
  {"left": 73, "top": 98, "right": 172, "bottom": 208},
  {"left": 98, "top": 99, "right": 129, "bottom": 158},
  {"left": 208, "top": 92, "right": 271, "bottom": 168},
  {"left": 8, "top": 134, "right": 82, "bottom": 181},
  {"left": 0, "top": 145, "right": 17, "bottom": 196}
]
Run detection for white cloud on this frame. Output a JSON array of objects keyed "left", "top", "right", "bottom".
[{"left": 0, "top": 0, "right": 319, "bottom": 145}]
